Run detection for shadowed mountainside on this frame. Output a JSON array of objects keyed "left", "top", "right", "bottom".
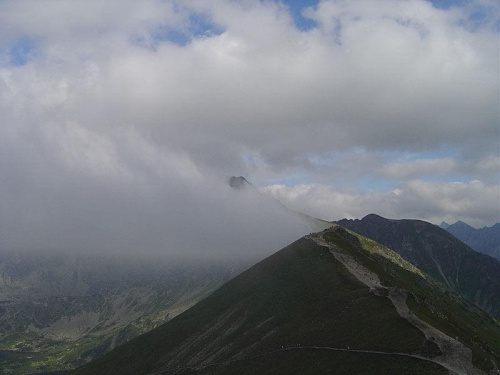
[
  {"left": 337, "top": 214, "right": 500, "bottom": 318},
  {"left": 71, "top": 226, "right": 500, "bottom": 375}
]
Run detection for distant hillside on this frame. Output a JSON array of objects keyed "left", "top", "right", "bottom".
[
  {"left": 72, "top": 226, "right": 500, "bottom": 375},
  {"left": 0, "top": 251, "right": 242, "bottom": 374},
  {"left": 337, "top": 214, "right": 500, "bottom": 318},
  {"left": 440, "top": 221, "right": 500, "bottom": 260}
]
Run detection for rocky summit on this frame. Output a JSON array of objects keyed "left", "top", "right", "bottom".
[{"left": 228, "top": 176, "right": 252, "bottom": 190}]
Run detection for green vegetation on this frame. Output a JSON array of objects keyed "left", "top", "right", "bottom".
[
  {"left": 8, "top": 224, "right": 495, "bottom": 375},
  {"left": 71, "top": 236, "right": 457, "bottom": 375},
  {"left": 188, "top": 350, "right": 450, "bottom": 375},
  {"left": 0, "top": 294, "right": 214, "bottom": 375},
  {"left": 324, "top": 226, "right": 500, "bottom": 372},
  {"left": 338, "top": 215, "right": 500, "bottom": 318},
  {"left": 0, "top": 252, "right": 232, "bottom": 374}
]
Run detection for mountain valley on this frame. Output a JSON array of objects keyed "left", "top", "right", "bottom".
[{"left": 0, "top": 250, "right": 241, "bottom": 374}]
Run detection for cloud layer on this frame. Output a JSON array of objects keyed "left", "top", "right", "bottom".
[
  {"left": 261, "top": 179, "right": 499, "bottom": 228},
  {"left": 0, "top": 0, "right": 498, "bottom": 257}
]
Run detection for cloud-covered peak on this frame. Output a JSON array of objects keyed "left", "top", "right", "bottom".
[
  {"left": 0, "top": 0, "right": 498, "bottom": 254},
  {"left": 229, "top": 176, "right": 252, "bottom": 190}
]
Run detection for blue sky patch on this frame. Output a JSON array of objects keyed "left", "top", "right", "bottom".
[
  {"left": 150, "top": 12, "right": 224, "bottom": 48},
  {"left": 188, "top": 13, "right": 225, "bottom": 39},
  {"left": 354, "top": 176, "right": 399, "bottom": 192},
  {"left": 281, "top": 0, "right": 498, "bottom": 33},
  {"left": 428, "top": 0, "right": 499, "bottom": 31},
  {"left": 9, "top": 37, "right": 37, "bottom": 66},
  {"left": 150, "top": 27, "right": 191, "bottom": 47},
  {"left": 428, "top": 0, "right": 465, "bottom": 10},
  {"left": 282, "top": 0, "right": 319, "bottom": 31}
]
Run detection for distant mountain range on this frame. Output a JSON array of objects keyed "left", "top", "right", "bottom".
[
  {"left": 337, "top": 214, "right": 500, "bottom": 318},
  {"left": 72, "top": 225, "right": 500, "bottom": 375},
  {"left": 440, "top": 220, "right": 500, "bottom": 260}
]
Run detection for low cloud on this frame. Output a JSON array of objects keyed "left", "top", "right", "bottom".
[
  {"left": 261, "top": 180, "right": 500, "bottom": 228},
  {"left": 0, "top": 124, "right": 311, "bottom": 259},
  {"left": 0, "top": 0, "right": 498, "bottom": 257},
  {"left": 378, "top": 156, "right": 500, "bottom": 181},
  {"left": 379, "top": 158, "right": 458, "bottom": 179}
]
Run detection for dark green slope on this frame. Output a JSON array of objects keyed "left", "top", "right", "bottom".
[
  {"left": 337, "top": 214, "right": 500, "bottom": 318},
  {"left": 72, "top": 227, "right": 500, "bottom": 375}
]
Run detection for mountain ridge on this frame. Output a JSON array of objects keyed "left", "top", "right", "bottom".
[
  {"left": 440, "top": 220, "right": 500, "bottom": 259},
  {"left": 336, "top": 214, "right": 500, "bottom": 318},
  {"left": 71, "top": 225, "right": 500, "bottom": 375}
]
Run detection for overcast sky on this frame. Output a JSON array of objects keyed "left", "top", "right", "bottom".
[{"left": 0, "top": 0, "right": 499, "bottom": 258}]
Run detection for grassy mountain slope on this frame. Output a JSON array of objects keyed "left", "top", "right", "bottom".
[
  {"left": 71, "top": 226, "right": 500, "bottom": 375},
  {"left": 337, "top": 214, "right": 500, "bottom": 318}
]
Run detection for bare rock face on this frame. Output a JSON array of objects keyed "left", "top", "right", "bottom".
[{"left": 228, "top": 176, "right": 251, "bottom": 190}]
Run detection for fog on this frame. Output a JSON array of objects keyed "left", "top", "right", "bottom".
[
  {"left": 0, "top": 135, "right": 311, "bottom": 259},
  {"left": 0, "top": 0, "right": 498, "bottom": 256}
]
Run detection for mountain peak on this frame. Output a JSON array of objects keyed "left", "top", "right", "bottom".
[
  {"left": 440, "top": 221, "right": 450, "bottom": 229},
  {"left": 228, "top": 176, "right": 251, "bottom": 190},
  {"left": 450, "top": 220, "right": 474, "bottom": 230},
  {"left": 361, "top": 213, "right": 387, "bottom": 221}
]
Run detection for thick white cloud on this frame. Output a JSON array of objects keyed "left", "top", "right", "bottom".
[
  {"left": 1, "top": 0, "right": 497, "bottom": 164},
  {"left": 378, "top": 156, "right": 500, "bottom": 181},
  {"left": 380, "top": 158, "right": 458, "bottom": 179},
  {"left": 261, "top": 180, "right": 500, "bottom": 228},
  {"left": 0, "top": 0, "right": 498, "bottom": 255},
  {"left": 0, "top": 98, "right": 311, "bottom": 258}
]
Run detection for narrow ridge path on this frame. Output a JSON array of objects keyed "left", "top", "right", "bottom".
[
  {"left": 146, "top": 230, "right": 484, "bottom": 375},
  {"left": 148, "top": 345, "right": 453, "bottom": 374},
  {"left": 308, "top": 230, "right": 481, "bottom": 375}
]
